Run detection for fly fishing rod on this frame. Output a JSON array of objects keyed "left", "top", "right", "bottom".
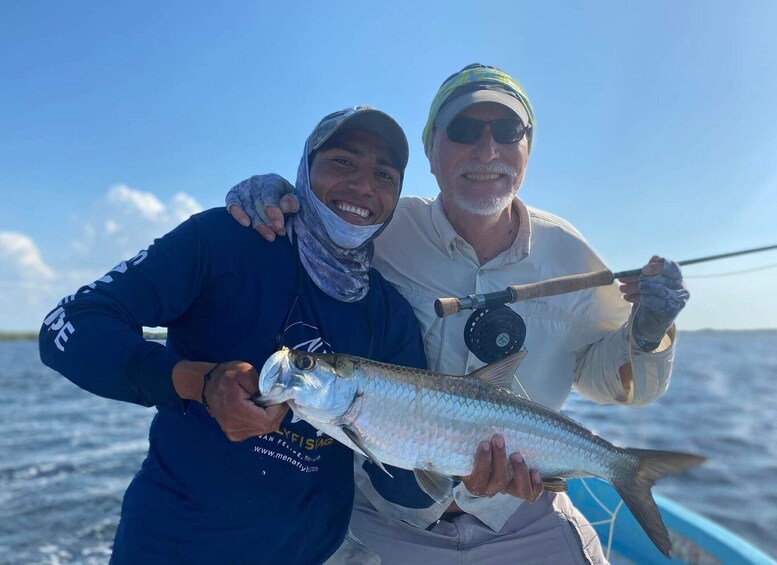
[{"left": 434, "top": 244, "right": 777, "bottom": 318}]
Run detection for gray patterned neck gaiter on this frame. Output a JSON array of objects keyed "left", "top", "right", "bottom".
[
  {"left": 290, "top": 106, "right": 406, "bottom": 303},
  {"left": 292, "top": 151, "right": 384, "bottom": 303}
]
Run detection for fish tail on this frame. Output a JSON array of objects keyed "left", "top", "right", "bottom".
[{"left": 612, "top": 448, "right": 706, "bottom": 558}]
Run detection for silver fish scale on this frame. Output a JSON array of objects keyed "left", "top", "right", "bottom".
[
  {"left": 265, "top": 350, "right": 704, "bottom": 559},
  {"left": 344, "top": 360, "right": 622, "bottom": 480}
]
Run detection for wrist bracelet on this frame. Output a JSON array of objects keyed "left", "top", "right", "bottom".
[{"left": 201, "top": 364, "right": 220, "bottom": 416}]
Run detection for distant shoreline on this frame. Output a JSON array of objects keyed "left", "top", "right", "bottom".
[
  {"left": 0, "top": 331, "right": 170, "bottom": 341},
  {"left": 2, "top": 329, "right": 775, "bottom": 342}
]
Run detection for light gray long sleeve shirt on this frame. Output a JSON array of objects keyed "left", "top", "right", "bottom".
[{"left": 355, "top": 195, "right": 674, "bottom": 532}]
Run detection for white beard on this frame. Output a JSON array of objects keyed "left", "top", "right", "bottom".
[
  {"left": 448, "top": 189, "right": 516, "bottom": 216},
  {"left": 446, "top": 161, "right": 520, "bottom": 216}
]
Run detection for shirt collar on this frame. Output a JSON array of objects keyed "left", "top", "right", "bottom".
[
  {"left": 430, "top": 196, "right": 459, "bottom": 257},
  {"left": 509, "top": 198, "right": 532, "bottom": 261},
  {"left": 430, "top": 196, "right": 532, "bottom": 264}
]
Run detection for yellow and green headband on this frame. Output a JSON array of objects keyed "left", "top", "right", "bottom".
[{"left": 422, "top": 65, "right": 535, "bottom": 157}]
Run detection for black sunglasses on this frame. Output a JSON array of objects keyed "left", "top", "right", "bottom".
[{"left": 446, "top": 116, "right": 531, "bottom": 145}]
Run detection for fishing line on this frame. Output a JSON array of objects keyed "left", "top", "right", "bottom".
[
  {"left": 452, "top": 247, "right": 772, "bottom": 558},
  {"left": 512, "top": 373, "right": 532, "bottom": 402},
  {"left": 580, "top": 305, "right": 662, "bottom": 561},
  {"left": 684, "top": 262, "right": 777, "bottom": 279}
]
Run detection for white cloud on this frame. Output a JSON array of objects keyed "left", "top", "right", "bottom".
[
  {"left": 107, "top": 184, "right": 166, "bottom": 219},
  {"left": 169, "top": 192, "right": 203, "bottom": 224},
  {"left": 0, "top": 231, "right": 56, "bottom": 280},
  {"left": 0, "top": 232, "right": 61, "bottom": 330},
  {"left": 71, "top": 184, "right": 203, "bottom": 266},
  {"left": 0, "top": 185, "right": 204, "bottom": 331}
]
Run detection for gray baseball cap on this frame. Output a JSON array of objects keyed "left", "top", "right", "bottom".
[
  {"left": 307, "top": 106, "right": 409, "bottom": 171},
  {"left": 433, "top": 87, "right": 531, "bottom": 132},
  {"left": 422, "top": 64, "right": 535, "bottom": 157}
]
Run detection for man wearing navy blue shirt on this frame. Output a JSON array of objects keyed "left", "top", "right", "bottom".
[{"left": 39, "top": 106, "right": 427, "bottom": 564}]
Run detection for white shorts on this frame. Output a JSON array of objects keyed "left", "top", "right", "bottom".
[{"left": 328, "top": 488, "right": 608, "bottom": 565}]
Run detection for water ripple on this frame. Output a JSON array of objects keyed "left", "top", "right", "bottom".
[{"left": 2, "top": 333, "right": 776, "bottom": 560}]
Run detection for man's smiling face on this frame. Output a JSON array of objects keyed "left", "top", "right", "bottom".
[
  {"left": 430, "top": 102, "right": 529, "bottom": 217},
  {"left": 309, "top": 129, "right": 401, "bottom": 226}
]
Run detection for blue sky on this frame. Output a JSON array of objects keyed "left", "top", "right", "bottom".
[{"left": 1, "top": 1, "right": 776, "bottom": 331}]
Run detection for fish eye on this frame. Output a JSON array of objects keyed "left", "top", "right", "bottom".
[{"left": 294, "top": 354, "right": 316, "bottom": 371}]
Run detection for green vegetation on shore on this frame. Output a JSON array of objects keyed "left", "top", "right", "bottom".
[
  {"left": 2, "top": 329, "right": 775, "bottom": 343},
  {"left": 144, "top": 332, "right": 168, "bottom": 341},
  {"left": 0, "top": 331, "right": 38, "bottom": 341},
  {"left": 0, "top": 331, "right": 170, "bottom": 341}
]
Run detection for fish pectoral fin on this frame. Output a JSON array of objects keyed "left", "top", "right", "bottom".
[
  {"left": 290, "top": 411, "right": 302, "bottom": 424},
  {"left": 541, "top": 477, "right": 567, "bottom": 492},
  {"left": 249, "top": 393, "right": 267, "bottom": 406},
  {"left": 413, "top": 468, "right": 454, "bottom": 505},
  {"left": 341, "top": 426, "right": 393, "bottom": 479},
  {"left": 251, "top": 393, "right": 286, "bottom": 408},
  {"left": 468, "top": 350, "right": 527, "bottom": 390},
  {"left": 251, "top": 384, "right": 295, "bottom": 407}
]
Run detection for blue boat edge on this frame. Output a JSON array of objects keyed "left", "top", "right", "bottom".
[{"left": 567, "top": 478, "right": 776, "bottom": 564}]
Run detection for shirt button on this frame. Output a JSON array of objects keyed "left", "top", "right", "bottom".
[{"left": 466, "top": 365, "right": 475, "bottom": 373}]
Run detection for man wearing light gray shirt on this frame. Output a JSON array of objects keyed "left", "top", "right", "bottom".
[{"left": 226, "top": 64, "right": 687, "bottom": 564}]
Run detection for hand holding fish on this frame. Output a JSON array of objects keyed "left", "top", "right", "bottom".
[
  {"left": 618, "top": 256, "right": 690, "bottom": 351},
  {"left": 200, "top": 361, "right": 289, "bottom": 441},
  {"left": 254, "top": 348, "right": 705, "bottom": 557},
  {"left": 462, "top": 435, "right": 544, "bottom": 502},
  {"left": 226, "top": 174, "right": 299, "bottom": 242}
]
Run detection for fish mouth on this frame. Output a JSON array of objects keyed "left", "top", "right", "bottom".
[
  {"left": 253, "top": 350, "right": 294, "bottom": 407},
  {"left": 252, "top": 384, "right": 291, "bottom": 407}
]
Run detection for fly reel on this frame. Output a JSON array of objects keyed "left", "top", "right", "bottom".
[{"left": 463, "top": 305, "right": 526, "bottom": 364}]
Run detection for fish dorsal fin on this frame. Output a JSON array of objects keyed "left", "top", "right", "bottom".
[
  {"left": 341, "top": 425, "right": 393, "bottom": 479},
  {"left": 413, "top": 468, "right": 454, "bottom": 504},
  {"left": 468, "top": 350, "right": 527, "bottom": 390}
]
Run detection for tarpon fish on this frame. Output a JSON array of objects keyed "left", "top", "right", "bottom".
[{"left": 254, "top": 347, "right": 705, "bottom": 558}]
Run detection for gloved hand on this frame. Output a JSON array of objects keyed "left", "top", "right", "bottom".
[
  {"left": 619, "top": 256, "right": 690, "bottom": 351},
  {"left": 225, "top": 174, "right": 299, "bottom": 241}
]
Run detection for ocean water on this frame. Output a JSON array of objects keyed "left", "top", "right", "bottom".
[{"left": 1, "top": 332, "right": 775, "bottom": 563}]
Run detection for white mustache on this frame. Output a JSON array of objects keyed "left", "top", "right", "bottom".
[{"left": 455, "top": 162, "right": 518, "bottom": 178}]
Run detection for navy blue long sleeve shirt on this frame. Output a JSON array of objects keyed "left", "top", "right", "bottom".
[{"left": 39, "top": 208, "right": 427, "bottom": 564}]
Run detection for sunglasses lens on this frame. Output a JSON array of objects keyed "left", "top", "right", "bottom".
[
  {"left": 446, "top": 116, "right": 483, "bottom": 144},
  {"left": 446, "top": 117, "right": 527, "bottom": 144},
  {"left": 491, "top": 119, "right": 525, "bottom": 143}
]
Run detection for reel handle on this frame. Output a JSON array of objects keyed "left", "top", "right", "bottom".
[{"left": 434, "top": 269, "right": 615, "bottom": 318}]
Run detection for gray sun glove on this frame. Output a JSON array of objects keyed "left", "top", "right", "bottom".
[
  {"left": 225, "top": 174, "right": 296, "bottom": 228},
  {"left": 631, "top": 259, "right": 690, "bottom": 351}
]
